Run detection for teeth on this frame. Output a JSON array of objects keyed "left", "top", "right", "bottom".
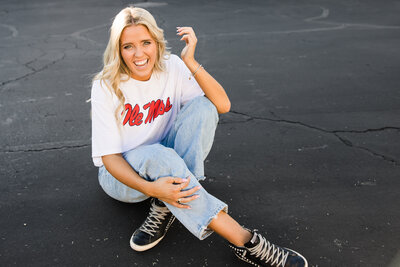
[{"left": 135, "top": 59, "right": 147, "bottom": 66}]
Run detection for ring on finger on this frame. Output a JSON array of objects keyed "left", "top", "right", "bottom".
[{"left": 177, "top": 198, "right": 182, "bottom": 204}]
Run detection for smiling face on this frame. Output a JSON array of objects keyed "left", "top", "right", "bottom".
[{"left": 120, "top": 24, "right": 158, "bottom": 81}]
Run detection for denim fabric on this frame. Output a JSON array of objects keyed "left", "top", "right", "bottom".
[{"left": 98, "top": 96, "right": 228, "bottom": 240}]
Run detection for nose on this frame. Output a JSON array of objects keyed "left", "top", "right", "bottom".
[{"left": 135, "top": 46, "right": 144, "bottom": 57}]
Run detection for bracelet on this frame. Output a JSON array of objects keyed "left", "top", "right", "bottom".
[{"left": 190, "top": 64, "right": 203, "bottom": 80}]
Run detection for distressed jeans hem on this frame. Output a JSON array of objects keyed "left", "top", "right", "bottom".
[{"left": 198, "top": 204, "right": 228, "bottom": 240}]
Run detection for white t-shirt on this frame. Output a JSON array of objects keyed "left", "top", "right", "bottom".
[{"left": 91, "top": 54, "right": 205, "bottom": 167}]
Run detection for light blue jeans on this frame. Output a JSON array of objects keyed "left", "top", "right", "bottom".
[{"left": 98, "top": 96, "right": 228, "bottom": 240}]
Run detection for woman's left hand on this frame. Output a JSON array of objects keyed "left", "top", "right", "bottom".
[{"left": 177, "top": 26, "right": 197, "bottom": 64}]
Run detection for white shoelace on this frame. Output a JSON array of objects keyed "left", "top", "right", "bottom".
[
  {"left": 248, "top": 233, "right": 289, "bottom": 267},
  {"left": 139, "top": 202, "right": 170, "bottom": 236}
]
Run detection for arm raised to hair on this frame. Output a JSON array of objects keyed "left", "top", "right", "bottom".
[{"left": 177, "top": 26, "right": 231, "bottom": 114}]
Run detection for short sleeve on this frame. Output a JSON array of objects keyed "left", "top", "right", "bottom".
[
  {"left": 173, "top": 55, "right": 205, "bottom": 106},
  {"left": 91, "top": 79, "right": 123, "bottom": 166}
]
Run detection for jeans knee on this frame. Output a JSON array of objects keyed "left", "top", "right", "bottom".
[
  {"left": 188, "top": 96, "right": 219, "bottom": 125},
  {"left": 124, "top": 144, "right": 190, "bottom": 180},
  {"left": 147, "top": 147, "right": 189, "bottom": 179}
]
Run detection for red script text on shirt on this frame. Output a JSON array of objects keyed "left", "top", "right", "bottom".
[{"left": 122, "top": 97, "right": 172, "bottom": 126}]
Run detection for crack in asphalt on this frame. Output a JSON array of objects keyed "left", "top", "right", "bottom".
[
  {"left": 23, "top": 50, "right": 46, "bottom": 72},
  {"left": 229, "top": 110, "right": 400, "bottom": 134},
  {"left": 1, "top": 140, "right": 90, "bottom": 153},
  {"left": 333, "top": 133, "right": 399, "bottom": 165},
  {"left": 0, "top": 51, "right": 66, "bottom": 90},
  {"left": 333, "top": 127, "right": 400, "bottom": 134},
  {"left": 0, "top": 24, "right": 100, "bottom": 90},
  {"left": 229, "top": 110, "right": 399, "bottom": 165},
  {"left": 7, "top": 109, "right": 397, "bottom": 162}
]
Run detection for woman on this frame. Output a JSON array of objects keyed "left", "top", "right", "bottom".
[{"left": 91, "top": 6, "right": 308, "bottom": 267}]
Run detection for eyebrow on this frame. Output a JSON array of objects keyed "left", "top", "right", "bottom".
[{"left": 121, "top": 39, "right": 153, "bottom": 46}]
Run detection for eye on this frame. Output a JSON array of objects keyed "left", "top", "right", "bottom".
[
  {"left": 144, "top": 41, "right": 151, "bottom": 45},
  {"left": 123, "top": 44, "right": 132, "bottom": 49}
]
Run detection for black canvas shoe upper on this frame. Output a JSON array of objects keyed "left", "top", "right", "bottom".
[
  {"left": 229, "top": 229, "right": 308, "bottom": 267},
  {"left": 130, "top": 198, "right": 175, "bottom": 251}
]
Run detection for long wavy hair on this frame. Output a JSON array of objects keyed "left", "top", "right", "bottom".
[{"left": 93, "top": 6, "right": 170, "bottom": 123}]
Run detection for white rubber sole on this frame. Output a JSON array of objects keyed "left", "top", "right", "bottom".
[
  {"left": 130, "top": 235, "right": 165, "bottom": 252},
  {"left": 130, "top": 216, "right": 176, "bottom": 252}
]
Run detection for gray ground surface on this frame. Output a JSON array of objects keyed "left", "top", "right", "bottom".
[{"left": 1, "top": 0, "right": 400, "bottom": 266}]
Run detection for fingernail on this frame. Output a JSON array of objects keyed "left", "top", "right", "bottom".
[
  {"left": 182, "top": 178, "right": 188, "bottom": 182},
  {"left": 187, "top": 206, "right": 191, "bottom": 209},
  {"left": 195, "top": 195, "right": 200, "bottom": 199}
]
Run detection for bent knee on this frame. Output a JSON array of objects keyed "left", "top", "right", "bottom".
[
  {"left": 124, "top": 144, "right": 190, "bottom": 180},
  {"left": 188, "top": 96, "right": 219, "bottom": 123}
]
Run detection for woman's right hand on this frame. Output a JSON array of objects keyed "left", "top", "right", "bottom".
[{"left": 148, "top": 176, "right": 201, "bottom": 209}]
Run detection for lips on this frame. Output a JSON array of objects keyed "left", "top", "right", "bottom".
[{"left": 134, "top": 59, "right": 148, "bottom": 66}]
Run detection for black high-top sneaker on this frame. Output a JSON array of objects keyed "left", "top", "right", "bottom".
[
  {"left": 130, "top": 198, "right": 175, "bottom": 251},
  {"left": 229, "top": 229, "right": 308, "bottom": 267}
]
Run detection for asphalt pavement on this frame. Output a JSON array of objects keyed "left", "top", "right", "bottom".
[{"left": 1, "top": 0, "right": 400, "bottom": 266}]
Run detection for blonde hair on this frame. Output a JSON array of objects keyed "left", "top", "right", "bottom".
[{"left": 93, "top": 6, "right": 170, "bottom": 123}]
